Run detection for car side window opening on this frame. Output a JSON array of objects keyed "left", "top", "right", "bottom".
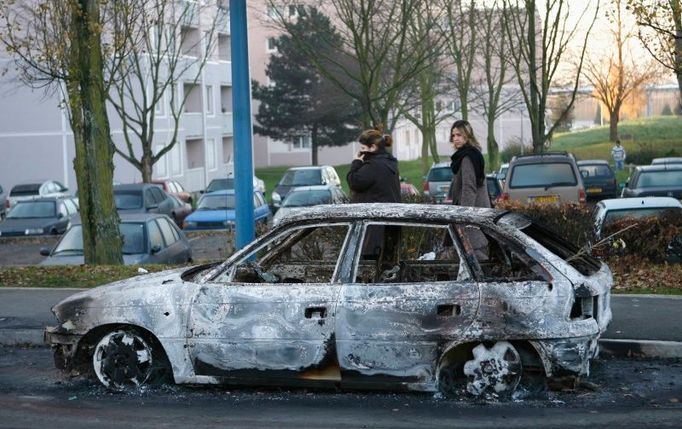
[
  {"left": 458, "top": 225, "right": 548, "bottom": 282},
  {"left": 227, "top": 224, "right": 351, "bottom": 284},
  {"left": 58, "top": 203, "right": 69, "bottom": 218},
  {"left": 354, "top": 223, "right": 467, "bottom": 284},
  {"left": 147, "top": 219, "right": 165, "bottom": 249}
]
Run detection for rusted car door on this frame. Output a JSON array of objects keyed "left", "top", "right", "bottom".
[{"left": 335, "top": 222, "right": 480, "bottom": 390}]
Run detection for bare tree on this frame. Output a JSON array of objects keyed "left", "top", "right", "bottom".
[
  {"left": 268, "top": 0, "right": 441, "bottom": 132},
  {"left": 0, "top": 0, "right": 123, "bottom": 264},
  {"left": 626, "top": 0, "right": 682, "bottom": 104},
  {"left": 584, "top": 0, "right": 660, "bottom": 141},
  {"left": 440, "top": 0, "right": 479, "bottom": 121},
  {"left": 471, "top": 1, "right": 524, "bottom": 170},
  {"left": 106, "top": 0, "right": 220, "bottom": 183},
  {"left": 502, "top": 0, "right": 600, "bottom": 152}
]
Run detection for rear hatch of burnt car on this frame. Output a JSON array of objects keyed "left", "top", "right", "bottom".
[{"left": 496, "top": 212, "right": 612, "bottom": 333}]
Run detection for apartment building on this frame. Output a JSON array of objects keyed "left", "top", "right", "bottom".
[{"left": 0, "top": 1, "right": 234, "bottom": 194}]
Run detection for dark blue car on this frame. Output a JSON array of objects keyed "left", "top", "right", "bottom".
[
  {"left": 577, "top": 160, "right": 618, "bottom": 200},
  {"left": 0, "top": 197, "right": 79, "bottom": 237},
  {"left": 182, "top": 190, "right": 271, "bottom": 230}
]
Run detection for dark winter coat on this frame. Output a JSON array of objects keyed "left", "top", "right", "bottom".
[{"left": 347, "top": 149, "right": 401, "bottom": 203}]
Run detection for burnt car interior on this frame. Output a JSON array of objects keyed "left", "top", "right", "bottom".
[{"left": 231, "top": 224, "right": 350, "bottom": 284}]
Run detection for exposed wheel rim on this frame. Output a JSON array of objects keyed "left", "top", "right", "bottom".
[
  {"left": 463, "top": 341, "right": 522, "bottom": 396},
  {"left": 92, "top": 330, "right": 153, "bottom": 390}
]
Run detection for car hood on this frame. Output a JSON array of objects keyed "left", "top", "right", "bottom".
[
  {"left": 0, "top": 217, "right": 60, "bottom": 232},
  {"left": 186, "top": 209, "right": 236, "bottom": 222},
  {"left": 40, "top": 254, "right": 148, "bottom": 266},
  {"left": 51, "top": 267, "right": 198, "bottom": 324}
]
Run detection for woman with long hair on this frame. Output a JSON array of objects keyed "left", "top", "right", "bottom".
[{"left": 449, "top": 120, "right": 490, "bottom": 208}]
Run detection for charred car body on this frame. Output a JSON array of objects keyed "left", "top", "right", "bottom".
[{"left": 45, "top": 204, "right": 612, "bottom": 396}]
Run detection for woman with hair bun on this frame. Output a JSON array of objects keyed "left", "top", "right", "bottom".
[{"left": 346, "top": 127, "right": 401, "bottom": 203}]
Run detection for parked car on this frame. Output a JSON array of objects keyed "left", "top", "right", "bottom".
[
  {"left": 593, "top": 197, "right": 682, "bottom": 239},
  {"left": 204, "top": 175, "right": 266, "bottom": 195},
  {"left": 485, "top": 174, "right": 503, "bottom": 206},
  {"left": 0, "top": 197, "right": 79, "bottom": 237},
  {"left": 271, "top": 166, "right": 341, "bottom": 208},
  {"left": 497, "top": 163, "right": 510, "bottom": 184},
  {"left": 40, "top": 213, "right": 192, "bottom": 265},
  {"left": 152, "top": 179, "right": 193, "bottom": 204},
  {"left": 272, "top": 185, "right": 347, "bottom": 226},
  {"left": 621, "top": 165, "right": 682, "bottom": 199},
  {"left": 577, "top": 160, "right": 618, "bottom": 200},
  {"left": 113, "top": 183, "right": 176, "bottom": 220},
  {"left": 500, "top": 152, "right": 586, "bottom": 204},
  {"left": 46, "top": 203, "right": 611, "bottom": 396},
  {"left": 0, "top": 184, "right": 6, "bottom": 220},
  {"left": 400, "top": 182, "right": 420, "bottom": 198},
  {"left": 7, "top": 179, "right": 70, "bottom": 209},
  {"left": 182, "top": 190, "right": 271, "bottom": 230},
  {"left": 423, "top": 162, "right": 452, "bottom": 203},
  {"left": 167, "top": 194, "right": 193, "bottom": 227},
  {"left": 651, "top": 157, "right": 682, "bottom": 165},
  {"left": 593, "top": 197, "right": 682, "bottom": 262}
]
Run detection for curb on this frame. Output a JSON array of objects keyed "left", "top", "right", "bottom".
[{"left": 599, "top": 339, "right": 682, "bottom": 359}]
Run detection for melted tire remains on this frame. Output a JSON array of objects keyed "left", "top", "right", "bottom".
[
  {"left": 463, "top": 341, "right": 522, "bottom": 396},
  {"left": 92, "top": 329, "right": 162, "bottom": 390}
]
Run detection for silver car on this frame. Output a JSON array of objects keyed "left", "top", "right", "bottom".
[{"left": 46, "top": 204, "right": 612, "bottom": 396}]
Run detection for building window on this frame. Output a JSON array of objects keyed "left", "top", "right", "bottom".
[
  {"left": 207, "top": 138, "right": 217, "bottom": 170},
  {"left": 220, "top": 85, "right": 232, "bottom": 112},
  {"left": 154, "top": 89, "right": 166, "bottom": 117},
  {"left": 180, "top": 26, "right": 201, "bottom": 57},
  {"left": 205, "top": 85, "right": 214, "bottom": 116},
  {"left": 293, "top": 134, "right": 311, "bottom": 149},
  {"left": 218, "top": 34, "right": 231, "bottom": 61},
  {"left": 183, "top": 83, "right": 201, "bottom": 113},
  {"left": 222, "top": 136, "right": 233, "bottom": 164},
  {"left": 267, "top": 37, "right": 277, "bottom": 52},
  {"left": 186, "top": 138, "right": 204, "bottom": 169}
]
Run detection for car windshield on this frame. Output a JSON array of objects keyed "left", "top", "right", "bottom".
[
  {"left": 282, "top": 190, "right": 332, "bottom": 207},
  {"left": 52, "top": 223, "right": 146, "bottom": 255},
  {"left": 509, "top": 163, "right": 577, "bottom": 188},
  {"left": 198, "top": 194, "right": 236, "bottom": 210},
  {"left": 580, "top": 164, "right": 613, "bottom": 178},
  {"left": 428, "top": 167, "right": 452, "bottom": 182},
  {"left": 114, "top": 192, "right": 143, "bottom": 209},
  {"left": 279, "top": 170, "right": 322, "bottom": 186},
  {"left": 7, "top": 201, "right": 56, "bottom": 218},
  {"left": 604, "top": 207, "right": 681, "bottom": 225},
  {"left": 206, "top": 178, "right": 234, "bottom": 193},
  {"left": 636, "top": 170, "right": 682, "bottom": 187}
]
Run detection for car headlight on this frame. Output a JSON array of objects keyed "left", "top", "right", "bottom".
[
  {"left": 25, "top": 228, "right": 44, "bottom": 235},
  {"left": 183, "top": 221, "right": 197, "bottom": 229}
]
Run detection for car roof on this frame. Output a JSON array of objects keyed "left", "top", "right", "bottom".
[
  {"left": 634, "top": 164, "right": 682, "bottom": 172},
  {"left": 511, "top": 152, "right": 575, "bottom": 164},
  {"left": 577, "top": 160, "right": 609, "bottom": 165},
  {"left": 113, "top": 183, "right": 162, "bottom": 191},
  {"left": 286, "top": 166, "right": 331, "bottom": 171},
  {"left": 277, "top": 203, "right": 505, "bottom": 227},
  {"left": 15, "top": 196, "right": 73, "bottom": 203},
  {"left": 202, "top": 189, "right": 262, "bottom": 196},
  {"left": 598, "top": 197, "right": 682, "bottom": 210},
  {"left": 287, "top": 185, "right": 336, "bottom": 192},
  {"left": 71, "top": 212, "right": 171, "bottom": 225},
  {"left": 652, "top": 157, "right": 682, "bottom": 164},
  {"left": 430, "top": 162, "right": 450, "bottom": 169}
]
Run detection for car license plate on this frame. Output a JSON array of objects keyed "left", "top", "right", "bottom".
[
  {"left": 530, "top": 195, "right": 559, "bottom": 204},
  {"left": 587, "top": 187, "right": 602, "bottom": 193},
  {"left": 439, "top": 185, "right": 450, "bottom": 193}
]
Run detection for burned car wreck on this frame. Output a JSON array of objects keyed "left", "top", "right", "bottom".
[{"left": 45, "top": 204, "right": 612, "bottom": 396}]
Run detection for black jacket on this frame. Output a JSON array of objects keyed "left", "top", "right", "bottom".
[{"left": 347, "top": 150, "right": 401, "bottom": 203}]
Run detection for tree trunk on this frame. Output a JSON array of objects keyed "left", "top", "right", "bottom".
[
  {"left": 141, "top": 152, "right": 153, "bottom": 183},
  {"left": 310, "top": 125, "right": 319, "bottom": 166},
  {"left": 71, "top": 0, "right": 122, "bottom": 265},
  {"left": 486, "top": 119, "right": 499, "bottom": 172},
  {"left": 609, "top": 109, "right": 619, "bottom": 142}
]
